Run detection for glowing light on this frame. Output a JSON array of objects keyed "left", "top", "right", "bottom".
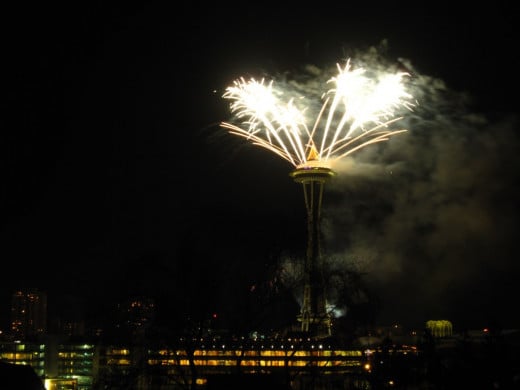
[{"left": 221, "top": 59, "right": 414, "bottom": 169}]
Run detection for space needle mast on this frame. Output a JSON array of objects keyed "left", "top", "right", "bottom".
[{"left": 290, "top": 151, "right": 335, "bottom": 337}]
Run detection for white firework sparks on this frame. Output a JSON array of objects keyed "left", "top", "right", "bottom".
[{"left": 221, "top": 59, "right": 415, "bottom": 169}]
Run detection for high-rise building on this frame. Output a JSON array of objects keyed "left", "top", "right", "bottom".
[{"left": 10, "top": 289, "right": 47, "bottom": 340}]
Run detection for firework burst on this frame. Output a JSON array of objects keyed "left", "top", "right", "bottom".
[{"left": 221, "top": 59, "right": 415, "bottom": 169}]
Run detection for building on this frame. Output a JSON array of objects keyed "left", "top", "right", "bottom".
[
  {"left": 0, "top": 335, "right": 368, "bottom": 389},
  {"left": 10, "top": 289, "right": 47, "bottom": 340},
  {"left": 426, "top": 320, "right": 453, "bottom": 338}
]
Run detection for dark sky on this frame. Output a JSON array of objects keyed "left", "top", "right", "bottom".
[{"left": 1, "top": 3, "right": 518, "bottom": 332}]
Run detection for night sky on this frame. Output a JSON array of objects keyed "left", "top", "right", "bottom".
[{"left": 1, "top": 3, "right": 518, "bottom": 332}]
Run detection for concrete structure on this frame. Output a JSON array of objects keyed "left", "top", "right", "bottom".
[
  {"left": 290, "top": 158, "right": 335, "bottom": 339},
  {"left": 10, "top": 289, "right": 47, "bottom": 340}
]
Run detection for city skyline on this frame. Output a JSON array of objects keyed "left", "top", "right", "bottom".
[
  {"left": 1, "top": 3, "right": 519, "bottom": 333},
  {"left": 1, "top": 286, "right": 517, "bottom": 389}
]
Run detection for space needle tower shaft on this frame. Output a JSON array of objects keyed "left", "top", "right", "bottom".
[{"left": 290, "top": 158, "right": 335, "bottom": 338}]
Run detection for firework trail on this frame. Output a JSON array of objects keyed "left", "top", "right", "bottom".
[{"left": 221, "top": 58, "right": 415, "bottom": 169}]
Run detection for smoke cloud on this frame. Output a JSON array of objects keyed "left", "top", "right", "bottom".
[{"left": 276, "top": 45, "right": 520, "bottom": 329}]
